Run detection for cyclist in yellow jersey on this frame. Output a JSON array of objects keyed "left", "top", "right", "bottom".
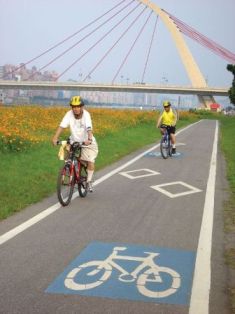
[{"left": 157, "top": 101, "right": 178, "bottom": 154}]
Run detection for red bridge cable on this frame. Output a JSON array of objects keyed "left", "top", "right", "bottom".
[
  {"left": 57, "top": 2, "right": 142, "bottom": 80},
  {"left": 141, "top": 15, "right": 158, "bottom": 83},
  {"left": 164, "top": 10, "right": 235, "bottom": 63},
  {"left": 112, "top": 10, "right": 153, "bottom": 83},
  {"left": 83, "top": 6, "right": 150, "bottom": 81},
  {"left": 4, "top": 0, "right": 127, "bottom": 78},
  {"left": 28, "top": 0, "right": 137, "bottom": 80},
  {"left": 175, "top": 19, "right": 235, "bottom": 62}
]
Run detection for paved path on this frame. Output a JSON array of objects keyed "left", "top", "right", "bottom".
[{"left": 0, "top": 120, "right": 230, "bottom": 314}]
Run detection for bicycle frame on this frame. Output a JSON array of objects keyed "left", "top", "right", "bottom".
[
  {"left": 89, "top": 247, "right": 160, "bottom": 282},
  {"left": 64, "top": 142, "right": 87, "bottom": 183},
  {"left": 57, "top": 141, "right": 88, "bottom": 206},
  {"left": 160, "top": 126, "right": 172, "bottom": 159}
]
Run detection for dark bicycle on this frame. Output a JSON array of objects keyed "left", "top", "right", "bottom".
[
  {"left": 57, "top": 140, "right": 88, "bottom": 206},
  {"left": 160, "top": 125, "right": 172, "bottom": 159}
]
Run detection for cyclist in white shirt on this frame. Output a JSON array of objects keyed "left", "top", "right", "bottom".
[{"left": 52, "top": 96, "right": 98, "bottom": 192}]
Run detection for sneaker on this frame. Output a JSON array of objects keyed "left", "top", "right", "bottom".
[
  {"left": 172, "top": 148, "right": 176, "bottom": 154},
  {"left": 87, "top": 181, "right": 93, "bottom": 192}
]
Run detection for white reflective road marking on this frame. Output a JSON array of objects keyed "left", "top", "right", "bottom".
[
  {"left": 0, "top": 121, "right": 201, "bottom": 246},
  {"left": 63, "top": 246, "right": 181, "bottom": 298},
  {"left": 151, "top": 181, "right": 202, "bottom": 198},
  {"left": 189, "top": 120, "right": 218, "bottom": 314},
  {"left": 119, "top": 168, "right": 160, "bottom": 179},
  {"left": 0, "top": 203, "right": 61, "bottom": 245}
]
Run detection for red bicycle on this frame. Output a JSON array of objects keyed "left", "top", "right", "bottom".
[{"left": 57, "top": 140, "right": 88, "bottom": 206}]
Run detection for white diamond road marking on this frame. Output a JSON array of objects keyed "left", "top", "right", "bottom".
[
  {"left": 119, "top": 168, "right": 160, "bottom": 179},
  {"left": 151, "top": 181, "right": 202, "bottom": 198}
]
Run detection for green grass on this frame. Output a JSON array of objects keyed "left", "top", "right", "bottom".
[
  {"left": 219, "top": 116, "right": 235, "bottom": 233},
  {"left": 0, "top": 143, "right": 59, "bottom": 218},
  {"left": 218, "top": 115, "right": 235, "bottom": 314}
]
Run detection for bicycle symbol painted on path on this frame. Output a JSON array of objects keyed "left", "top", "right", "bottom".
[{"left": 64, "top": 246, "right": 181, "bottom": 298}]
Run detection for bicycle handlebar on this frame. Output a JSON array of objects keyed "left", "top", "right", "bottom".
[
  {"left": 161, "top": 124, "right": 175, "bottom": 128},
  {"left": 56, "top": 140, "right": 85, "bottom": 146},
  {"left": 56, "top": 140, "right": 69, "bottom": 145}
]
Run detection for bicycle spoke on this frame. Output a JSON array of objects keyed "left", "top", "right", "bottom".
[
  {"left": 160, "top": 139, "right": 169, "bottom": 159},
  {"left": 57, "top": 164, "right": 75, "bottom": 206}
]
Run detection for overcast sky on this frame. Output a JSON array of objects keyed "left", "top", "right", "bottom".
[{"left": 1, "top": 0, "right": 234, "bottom": 88}]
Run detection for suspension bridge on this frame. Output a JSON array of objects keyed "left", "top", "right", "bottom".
[{"left": 1, "top": 0, "right": 234, "bottom": 108}]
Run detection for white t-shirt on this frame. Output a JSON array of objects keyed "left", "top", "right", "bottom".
[{"left": 60, "top": 109, "right": 96, "bottom": 143}]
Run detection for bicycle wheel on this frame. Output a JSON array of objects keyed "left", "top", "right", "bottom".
[
  {"left": 78, "top": 163, "right": 88, "bottom": 197},
  {"left": 64, "top": 260, "right": 112, "bottom": 291},
  {"left": 57, "top": 164, "right": 75, "bottom": 206},
  {"left": 137, "top": 266, "right": 181, "bottom": 298},
  {"left": 160, "top": 137, "right": 169, "bottom": 159}
]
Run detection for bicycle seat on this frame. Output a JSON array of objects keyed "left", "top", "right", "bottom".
[
  {"left": 143, "top": 251, "right": 159, "bottom": 257},
  {"left": 113, "top": 246, "right": 127, "bottom": 251}
]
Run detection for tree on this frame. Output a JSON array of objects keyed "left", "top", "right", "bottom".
[{"left": 227, "top": 64, "right": 235, "bottom": 105}]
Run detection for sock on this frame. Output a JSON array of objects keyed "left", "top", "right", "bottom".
[
  {"left": 172, "top": 144, "right": 176, "bottom": 148},
  {"left": 87, "top": 170, "right": 94, "bottom": 182}
]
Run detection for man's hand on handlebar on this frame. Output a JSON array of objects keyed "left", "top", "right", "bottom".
[
  {"left": 52, "top": 137, "right": 58, "bottom": 146},
  {"left": 83, "top": 139, "right": 92, "bottom": 146}
]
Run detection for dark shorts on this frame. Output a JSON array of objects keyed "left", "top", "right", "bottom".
[{"left": 160, "top": 124, "right": 176, "bottom": 134}]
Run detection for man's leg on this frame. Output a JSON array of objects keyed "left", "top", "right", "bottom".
[
  {"left": 160, "top": 127, "right": 165, "bottom": 135},
  {"left": 170, "top": 133, "right": 176, "bottom": 153},
  {"left": 81, "top": 144, "right": 98, "bottom": 192},
  {"left": 87, "top": 162, "right": 95, "bottom": 192}
]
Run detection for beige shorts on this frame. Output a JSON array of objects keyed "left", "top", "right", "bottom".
[{"left": 81, "top": 142, "right": 98, "bottom": 163}]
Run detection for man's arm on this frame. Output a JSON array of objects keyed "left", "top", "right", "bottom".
[
  {"left": 83, "top": 128, "right": 93, "bottom": 145},
  {"left": 52, "top": 126, "right": 64, "bottom": 146},
  {"left": 156, "top": 113, "right": 162, "bottom": 128},
  {"left": 84, "top": 111, "right": 93, "bottom": 144},
  {"left": 172, "top": 108, "right": 178, "bottom": 126}
]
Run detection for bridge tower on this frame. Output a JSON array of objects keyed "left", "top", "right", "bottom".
[{"left": 137, "top": 0, "right": 215, "bottom": 108}]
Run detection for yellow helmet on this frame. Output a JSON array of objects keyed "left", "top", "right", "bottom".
[
  {"left": 163, "top": 100, "right": 171, "bottom": 107},
  {"left": 70, "top": 96, "right": 84, "bottom": 107}
]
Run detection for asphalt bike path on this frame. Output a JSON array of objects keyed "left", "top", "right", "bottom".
[{"left": 0, "top": 120, "right": 229, "bottom": 314}]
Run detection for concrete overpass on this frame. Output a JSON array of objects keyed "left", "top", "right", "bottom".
[{"left": 0, "top": 80, "right": 228, "bottom": 96}]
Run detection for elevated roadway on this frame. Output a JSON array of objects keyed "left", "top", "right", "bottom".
[{"left": 0, "top": 80, "right": 229, "bottom": 96}]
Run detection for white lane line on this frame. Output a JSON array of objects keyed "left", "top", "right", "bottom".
[
  {"left": 189, "top": 120, "right": 218, "bottom": 314},
  {"left": 0, "top": 121, "right": 201, "bottom": 246},
  {"left": 0, "top": 203, "right": 61, "bottom": 245}
]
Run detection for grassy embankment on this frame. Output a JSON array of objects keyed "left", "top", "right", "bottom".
[{"left": 219, "top": 115, "right": 235, "bottom": 313}]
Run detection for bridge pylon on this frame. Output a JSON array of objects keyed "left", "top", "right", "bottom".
[{"left": 137, "top": 0, "right": 215, "bottom": 108}]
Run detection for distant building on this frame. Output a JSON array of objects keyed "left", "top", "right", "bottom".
[{"left": 0, "top": 66, "right": 3, "bottom": 79}]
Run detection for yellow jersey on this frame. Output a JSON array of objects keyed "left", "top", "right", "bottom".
[{"left": 160, "top": 108, "right": 177, "bottom": 126}]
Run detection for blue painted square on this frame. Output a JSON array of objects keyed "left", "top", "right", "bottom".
[
  {"left": 144, "top": 151, "right": 183, "bottom": 158},
  {"left": 46, "top": 242, "right": 195, "bottom": 305},
  {"left": 145, "top": 151, "right": 161, "bottom": 157}
]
